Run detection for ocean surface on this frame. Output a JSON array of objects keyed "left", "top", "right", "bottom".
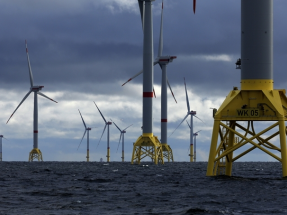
[{"left": 0, "top": 161, "right": 286, "bottom": 215}]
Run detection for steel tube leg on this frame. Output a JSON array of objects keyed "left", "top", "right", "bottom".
[
  {"left": 207, "top": 120, "right": 220, "bottom": 176},
  {"left": 279, "top": 120, "right": 287, "bottom": 177},
  {"left": 226, "top": 121, "right": 235, "bottom": 176}
]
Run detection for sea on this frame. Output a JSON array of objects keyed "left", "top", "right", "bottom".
[{"left": 0, "top": 161, "right": 286, "bottom": 215}]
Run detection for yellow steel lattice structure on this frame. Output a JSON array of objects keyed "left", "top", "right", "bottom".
[
  {"left": 162, "top": 143, "right": 174, "bottom": 162},
  {"left": 131, "top": 134, "right": 164, "bottom": 164},
  {"left": 29, "top": 148, "right": 43, "bottom": 161},
  {"left": 207, "top": 88, "right": 287, "bottom": 177}
]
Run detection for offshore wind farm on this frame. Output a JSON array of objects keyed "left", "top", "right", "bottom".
[
  {"left": 0, "top": 0, "right": 287, "bottom": 165},
  {"left": 2, "top": 0, "right": 287, "bottom": 214}
]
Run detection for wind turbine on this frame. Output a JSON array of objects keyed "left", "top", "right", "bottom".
[
  {"left": 193, "top": 130, "right": 201, "bottom": 162},
  {"left": 131, "top": 0, "right": 196, "bottom": 164},
  {"left": 170, "top": 78, "right": 204, "bottom": 162},
  {"left": 77, "top": 109, "right": 93, "bottom": 162},
  {"left": 94, "top": 102, "right": 112, "bottom": 162},
  {"left": 112, "top": 120, "right": 133, "bottom": 162},
  {"left": 6, "top": 40, "right": 57, "bottom": 162},
  {"left": 157, "top": 1, "right": 177, "bottom": 156},
  {"left": 0, "top": 135, "right": 8, "bottom": 161},
  {"left": 121, "top": 2, "right": 177, "bottom": 105},
  {"left": 187, "top": 121, "right": 202, "bottom": 162}
]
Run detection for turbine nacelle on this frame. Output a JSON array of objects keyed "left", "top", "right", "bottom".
[
  {"left": 31, "top": 86, "right": 44, "bottom": 91},
  {"left": 87, "top": 128, "right": 91, "bottom": 131},
  {"left": 0, "top": 135, "right": 3, "bottom": 138},
  {"left": 190, "top": 111, "right": 196, "bottom": 116},
  {"left": 122, "top": 130, "right": 127, "bottom": 134},
  {"left": 107, "top": 122, "right": 112, "bottom": 125},
  {"left": 157, "top": 56, "right": 177, "bottom": 65}
]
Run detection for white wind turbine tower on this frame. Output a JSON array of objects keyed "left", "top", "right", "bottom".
[
  {"left": 157, "top": 1, "right": 176, "bottom": 162},
  {"left": 193, "top": 130, "right": 201, "bottom": 162},
  {"left": 170, "top": 78, "right": 204, "bottom": 162},
  {"left": 112, "top": 120, "right": 133, "bottom": 162},
  {"left": 6, "top": 40, "right": 57, "bottom": 162},
  {"left": 77, "top": 109, "right": 93, "bottom": 162},
  {"left": 94, "top": 102, "right": 112, "bottom": 162},
  {"left": 0, "top": 135, "right": 8, "bottom": 161},
  {"left": 187, "top": 120, "right": 202, "bottom": 163}
]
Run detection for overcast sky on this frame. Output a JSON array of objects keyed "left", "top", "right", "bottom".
[{"left": 1, "top": 0, "right": 287, "bottom": 162}]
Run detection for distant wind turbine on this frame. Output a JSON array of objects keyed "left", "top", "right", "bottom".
[
  {"left": 170, "top": 78, "right": 204, "bottom": 162},
  {"left": 94, "top": 102, "right": 112, "bottom": 162},
  {"left": 187, "top": 121, "right": 202, "bottom": 163},
  {"left": 112, "top": 120, "right": 132, "bottom": 162},
  {"left": 0, "top": 135, "right": 7, "bottom": 161},
  {"left": 77, "top": 109, "right": 94, "bottom": 162},
  {"left": 6, "top": 40, "right": 57, "bottom": 162},
  {"left": 193, "top": 130, "right": 201, "bottom": 162}
]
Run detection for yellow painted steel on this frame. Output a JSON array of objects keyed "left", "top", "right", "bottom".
[
  {"left": 279, "top": 120, "right": 287, "bottom": 176},
  {"left": 225, "top": 121, "right": 235, "bottom": 176},
  {"left": 107, "top": 148, "right": 110, "bottom": 162},
  {"left": 189, "top": 144, "right": 194, "bottom": 162},
  {"left": 207, "top": 120, "right": 220, "bottom": 176},
  {"left": 87, "top": 149, "right": 89, "bottom": 162},
  {"left": 131, "top": 133, "right": 164, "bottom": 164},
  {"left": 207, "top": 87, "right": 287, "bottom": 177},
  {"left": 161, "top": 143, "right": 174, "bottom": 162},
  {"left": 28, "top": 148, "right": 43, "bottom": 161},
  {"left": 143, "top": 133, "right": 153, "bottom": 137},
  {"left": 241, "top": 79, "right": 273, "bottom": 90}
]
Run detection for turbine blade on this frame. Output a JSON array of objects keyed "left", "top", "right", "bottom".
[
  {"left": 184, "top": 78, "right": 190, "bottom": 112},
  {"left": 78, "top": 109, "right": 87, "bottom": 129},
  {"left": 117, "top": 133, "right": 123, "bottom": 153},
  {"left": 138, "top": 0, "right": 144, "bottom": 30},
  {"left": 113, "top": 121, "right": 122, "bottom": 132},
  {"left": 194, "top": 115, "right": 205, "bottom": 124},
  {"left": 25, "top": 40, "right": 34, "bottom": 87},
  {"left": 122, "top": 70, "right": 143, "bottom": 86},
  {"left": 169, "top": 114, "right": 189, "bottom": 137},
  {"left": 193, "top": 0, "right": 196, "bottom": 14},
  {"left": 94, "top": 102, "right": 107, "bottom": 123},
  {"left": 77, "top": 130, "right": 87, "bottom": 150},
  {"left": 186, "top": 120, "right": 191, "bottom": 129},
  {"left": 158, "top": 0, "right": 164, "bottom": 57},
  {"left": 167, "top": 78, "right": 177, "bottom": 103},
  {"left": 123, "top": 124, "right": 133, "bottom": 131},
  {"left": 6, "top": 90, "right": 32, "bottom": 124},
  {"left": 37, "top": 92, "right": 58, "bottom": 103},
  {"left": 153, "top": 87, "right": 156, "bottom": 98},
  {"left": 122, "top": 62, "right": 158, "bottom": 87},
  {"left": 96, "top": 125, "right": 107, "bottom": 148}
]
